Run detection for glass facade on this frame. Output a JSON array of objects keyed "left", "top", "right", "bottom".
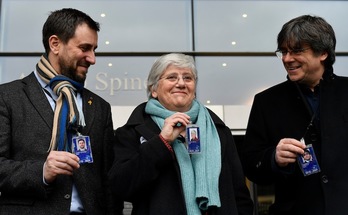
[
  {"left": 2, "top": 0, "right": 348, "bottom": 107},
  {"left": 1, "top": 1, "right": 348, "bottom": 214}
]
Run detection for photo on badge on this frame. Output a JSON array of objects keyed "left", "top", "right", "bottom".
[
  {"left": 186, "top": 126, "right": 201, "bottom": 154},
  {"left": 72, "top": 136, "right": 94, "bottom": 163},
  {"left": 297, "top": 144, "right": 320, "bottom": 176}
]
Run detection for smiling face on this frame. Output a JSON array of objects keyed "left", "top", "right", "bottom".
[
  {"left": 280, "top": 45, "right": 328, "bottom": 90},
  {"left": 151, "top": 65, "right": 196, "bottom": 112},
  {"left": 50, "top": 23, "right": 98, "bottom": 83}
]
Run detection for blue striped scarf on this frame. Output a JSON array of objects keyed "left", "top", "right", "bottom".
[
  {"left": 145, "top": 98, "right": 221, "bottom": 215},
  {"left": 36, "top": 55, "right": 85, "bottom": 151}
]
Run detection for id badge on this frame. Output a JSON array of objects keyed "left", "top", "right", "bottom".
[
  {"left": 72, "top": 135, "right": 94, "bottom": 163},
  {"left": 186, "top": 124, "right": 201, "bottom": 154},
  {"left": 297, "top": 140, "right": 320, "bottom": 176}
]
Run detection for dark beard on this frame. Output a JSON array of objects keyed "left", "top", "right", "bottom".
[{"left": 59, "top": 60, "right": 86, "bottom": 83}]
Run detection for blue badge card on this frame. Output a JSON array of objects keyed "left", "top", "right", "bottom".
[
  {"left": 72, "top": 135, "right": 94, "bottom": 163},
  {"left": 297, "top": 144, "right": 320, "bottom": 176},
  {"left": 186, "top": 124, "right": 201, "bottom": 154}
]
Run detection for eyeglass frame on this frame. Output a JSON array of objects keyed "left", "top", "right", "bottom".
[
  {"left": 159, "top": 73, "right": 196, "bottom": 83},
  {"left": 275, "top": 47, "right": 311, "bottom": 59}
]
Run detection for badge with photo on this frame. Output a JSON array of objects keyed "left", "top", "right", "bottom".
[
  {"left": 297, "top": 143, "right": 320, "bottom": 176},
  {"left": 186, "top": 124, "right": 201, "bottom": 154},
  {"left": 72, "top": 135, "right": 94, "bottom": 163}
]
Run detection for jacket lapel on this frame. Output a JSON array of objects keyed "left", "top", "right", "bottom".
[
  {"left": 81, "top": 90, "right": 95, "bottom": 134},
  {"left": 23, "top": 72, "right": 54, "bottom": 129},
  {"left": 135, "top": 122, "right": 159, "bottom": 141},
  {"left": 128, "top": 104, "right": 161, "bottom": 140}
]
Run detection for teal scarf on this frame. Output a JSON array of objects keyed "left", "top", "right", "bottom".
[{"left": 145, "top": 99, "right": 221, "bottom": 215}]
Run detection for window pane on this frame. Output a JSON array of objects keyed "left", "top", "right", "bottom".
[
  {"left": 0, "top": 0, "right": 192, "bottom": 52},
  {"left": 194, "top": 0, "right": 348, "bottom": 52}
]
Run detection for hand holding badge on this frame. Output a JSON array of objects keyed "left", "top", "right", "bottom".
[
  {"left": 72, "top": 134, "right": 94, "bottom": 163},
  {"left": 297, "top": 138, "right": 320, "bottom": 176}
]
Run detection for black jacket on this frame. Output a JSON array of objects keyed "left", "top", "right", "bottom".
[
  {"left": 109, "top": 102, "right": 253, "bottom": 215},
  {"left": 242, "top": 69, "right": 348, "bottom": 215},
  {"left": 0, "top": 72, "right": 120, "bottom": 215}
]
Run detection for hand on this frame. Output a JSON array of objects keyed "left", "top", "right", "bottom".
[
  {"left": 275, "top": 138, "right": 306, "bottom": 167},
  {"left": 160, "top": 112, "right": 191, "bottom": 143},
  {"left": 43, "top": 151, "right": 80, "bottom": 184}
]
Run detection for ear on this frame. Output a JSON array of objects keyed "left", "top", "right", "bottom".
[
  {"left": 151, "top": 90, "right": 158, "bottom": 98},
  {"left": 48, "top": 35, "right": 60, "bottom": 54},
  {"left": 320, "top": 51, "right": 328, "bottom": 61}
]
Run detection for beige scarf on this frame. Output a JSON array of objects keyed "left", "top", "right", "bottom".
[{"left": 36, "top": 54, "right": 85, "bottom": 151}]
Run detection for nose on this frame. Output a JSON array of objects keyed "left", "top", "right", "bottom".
[
  {"left": 176, "top": 76, "right": 186, "bottom": 85},
  {"left": 86, "top": 51, "right": 96, "bottom": 65}
]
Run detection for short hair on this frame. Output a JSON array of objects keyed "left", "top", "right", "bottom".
[
  {"left": 42, "top": 8, "right": 100, "bottom": 54},
  {"left": 78, "top": 139, "right": 85, "bottom": 143},
  {"left": 146, "top": 53, "right": 197, "bottom": 99},
  {"left": 277, "top": 15, "right": 336, "bottom": 68}
]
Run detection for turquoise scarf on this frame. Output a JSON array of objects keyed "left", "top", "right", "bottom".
[{"left": 145, "top": 99, "right": 221, "bottom": 215}]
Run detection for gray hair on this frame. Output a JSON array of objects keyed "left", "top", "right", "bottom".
[{"left": 146, "top": 53, "right": 197, "bottom": 99}]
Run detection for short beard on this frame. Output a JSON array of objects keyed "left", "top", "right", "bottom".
[{"left": 59, "top": 60, "right": 86, "bottom": 83}]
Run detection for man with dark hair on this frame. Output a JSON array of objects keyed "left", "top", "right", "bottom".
[
  {"left": 78, "top": 139, "right": 87, "bottom": 152},
  {"left": 0, "top": 8, "right": 122, "bottom": 215},
  {"left": 242, "top": 15, "right": 348, "bottom": 215}
]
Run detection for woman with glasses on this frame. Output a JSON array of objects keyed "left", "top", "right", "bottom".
[
  {"left": 242, "top": 15, "right": 348, "bottom": 215},
  {"left": 109, "top": 53, "right": 253, "bottom": 215}
]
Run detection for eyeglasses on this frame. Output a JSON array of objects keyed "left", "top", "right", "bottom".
[
  {"left": 275, "top": 47, "right": 310, "bottom": 58},
  {"left": 160, "top": 73, "right": 195, "bottom": 83}
]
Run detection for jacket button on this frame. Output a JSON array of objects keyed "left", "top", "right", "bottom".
[
  {"left": 64, "top": 194, "right": 71, "bottom": 199},
  {"left": 322, "top": 175, "right": 329, "bottom": 183}
]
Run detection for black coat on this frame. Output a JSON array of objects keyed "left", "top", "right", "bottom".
[
  {"left": 109, "top": 102, "right": 253, "bottom": 215},
  {"left": 242, "top": 70, "right": 348, "bottom": 215},
  {"left": 0, "top": 72, "right": 120, "bottom": 215}
]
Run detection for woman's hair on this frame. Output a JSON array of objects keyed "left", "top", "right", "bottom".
[
  {"left": 277, "top": 15, "right": 336, "bottom": 68},
  {"left": 42, "top": 8, "right": 100, "bottom": 54},
  {"left": 146, "top": 53, "right": 197, "bottom": 99}
]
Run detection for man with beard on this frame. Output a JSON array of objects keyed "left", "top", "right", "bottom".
[
  {"left": 0, "top": 8, "right": 122, "bottom": 215},
  {"left": 77, "top": 139, "right": 87, "bottom": 152}
]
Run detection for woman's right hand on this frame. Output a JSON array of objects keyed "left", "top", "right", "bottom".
[{"left": 160, "top": 112, "right": 191, "bottom": 143}]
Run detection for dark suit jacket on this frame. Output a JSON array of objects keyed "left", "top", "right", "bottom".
[
  {"left": 242, "top": 70, "right": 348, "bottom": 215},
  {"left": 0, "top": 72, "right": 120, "bottom": 215},
  {"left": 109, "top": 102, "right": 253, "bottom": 215}
]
